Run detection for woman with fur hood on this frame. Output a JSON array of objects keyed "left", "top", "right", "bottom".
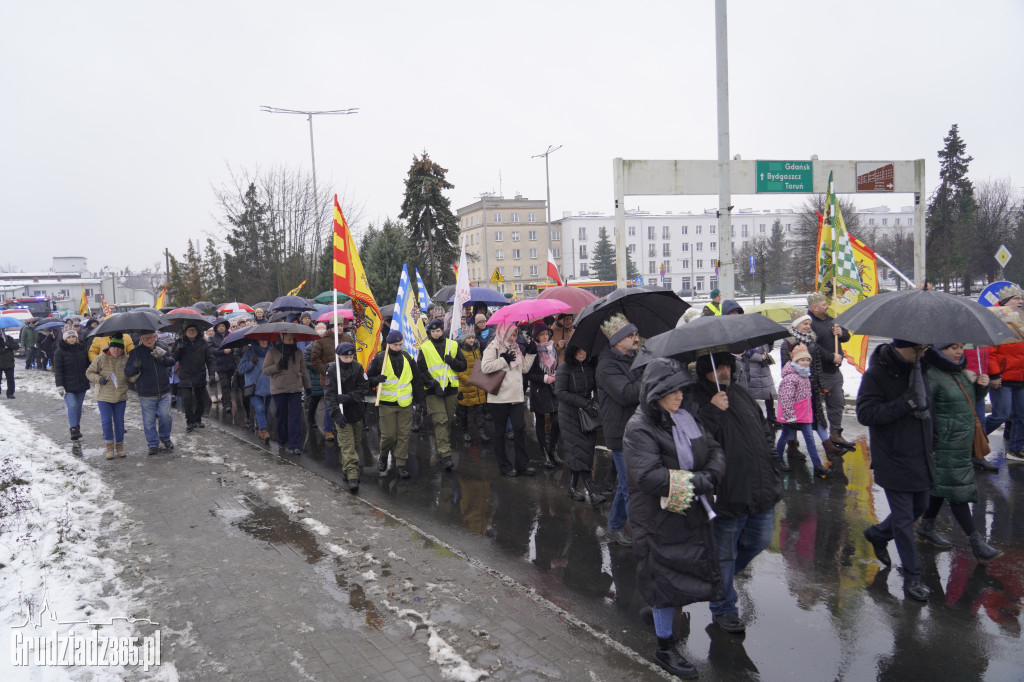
[{"left": 85, "top": 336, "right": 130, "bottom": 459}]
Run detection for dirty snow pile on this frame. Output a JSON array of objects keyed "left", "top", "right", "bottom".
[{"left": 0, "top": 404, "right": 177, "bottom": 680}]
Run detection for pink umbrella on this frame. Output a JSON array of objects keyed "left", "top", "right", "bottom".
[
  {"left": 317, "top": 309, "right": 354, "bottom": 321},
  {"left": 485, "top": 299, "right": 570, "bottom": 326},
  {"left": 217, "top": 301, "right": 254, "bottom": 313},
  {"left": 536, "top": 286, "right": 598, "bottom": 315}
]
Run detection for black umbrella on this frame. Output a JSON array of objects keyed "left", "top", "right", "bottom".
[
  {"left": 833, "top": 288, "right": 1018, "bottom": 346},
  {"left": 161, "top": 311, "right": 213, "bottom": 334},
  {"left": 572, "top": 288, "right": 691, "bottom": 356},
  {"left": 191, "top": 301, "right": 215, "bottom": 312},
  {"left": 252, "top": 301, "right": 273, "bottom": 311},
  {"left": 242, "top": 322, "right": 320, "bottom": 343},
  {"left": 379, "top": 303, "right": 395, "bottom": 318},
  {"left": 92, "top": 311, "right": 164, "bottom": 337},
  {"left": 632, "top": 314, "right": 790, "bottom": 370},
  {"left": 270, "top": 295, "right": 316, "bottom": 313},
  {"left": 433, "top": 284, "right": 456, "bottom": 303}
]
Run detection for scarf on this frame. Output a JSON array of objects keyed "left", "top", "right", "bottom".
[
  {"left": 495, "top": 323, "right": 523, "bottom": 368},
  {"left": 537, "top": 342, "right": 557, "bottom": 375},
  {"left": 794, "top": 365, "right": 812, "bottom": 378},
  {"left": 670, "top": 408, "right": 703, "bottom": 470},
  {"left": 790, "top": 327, "right": 817, "bottom": 348}
]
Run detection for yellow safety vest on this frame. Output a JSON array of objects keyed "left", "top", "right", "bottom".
[
  {"left": 380, "top": 352, "right": 414, "bottom": 407},
  {"left": 706, "top": 302, "right": 722, "bottom": 316},
  {"left": 419, "top": 338, "right": 459, "bottom": 390}
]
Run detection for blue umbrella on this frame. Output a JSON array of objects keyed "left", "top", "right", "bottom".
[
  {"left": 270, "top": 295, "right": 316, "bottom": 313},
  {"left": 447, "top": 287, "right": 511, "bottom": 307},
  {"left": 37, "top": 320, "right": 66, "bottom": 331},
  {"left": 218, "top": 326, "right": 257, "bottom": 349},
  {"left": 0, "top": 315, "right": 25, "bottom": 328}
]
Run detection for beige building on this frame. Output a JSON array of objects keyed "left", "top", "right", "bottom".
[{"left": 456, "top": 194, "right": 562, "bottom": 297}]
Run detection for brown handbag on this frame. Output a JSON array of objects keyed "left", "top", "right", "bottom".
[
  {"left": 954, "top": 379, "right": 991, "bottom": 459},
  {"left": 469, "top": 358, "right": 505, "bottom": 395}
]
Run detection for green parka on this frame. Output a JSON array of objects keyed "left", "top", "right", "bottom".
[{"left": 926, "top": 350, "right": 988, "bottom": 504}]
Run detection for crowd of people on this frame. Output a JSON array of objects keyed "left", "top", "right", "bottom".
[{"left": 2, "top": 283, "right": 1016, "bottom": 680}]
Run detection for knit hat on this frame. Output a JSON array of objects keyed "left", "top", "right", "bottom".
[
  {"left": 335, "top": 342, "right": 356, "bottom": 356},
  {"left": 108, "top": 337, "right": 124, "bottom": 348},
  {"left": 709, "top": 288, "right": 721, "bottom": 299},
  {"left": 790, "top": 314, "right": 811, "bottom": 329},
  {"left": 601, "top": 313, "right": 638, "bottom": 347},
  {"left": 386, "top": 330, "right": 403, "bottom": 344},
  {"left": 790, "top": 344, "right": 811, "bottom": 363},
  {"left": 892, "top": 339, "right": 919, "bottom": 348},
  {"left": 427, "top": 319, "right": 444, "bottom": 331},
  {"left": 533, "top": 326, "right": 552, "bottom": 341},
  {"left": 62, "top": 329, "right": 78, "bottom": 340},
  {"left": 998, "top": 283, "right": 1023, "bottom": 305},
  {"left": 475, "top": 314, "right": 488, "bottom": 324},
  {"left": 807, "top": 291, "right": 827, "bottom": 307},
  {"left": 935, "top": 342, "right": 958, "bottom": 350}
]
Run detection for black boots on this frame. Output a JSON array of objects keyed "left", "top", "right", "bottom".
[
  {"left": 654, "top": 637, "right": 698, "bottom": 680},
  {"left": 567, "top": 472, "right": 585, "bottom": 502},
  {"left": 916, "top": 518, "right": 952, "bottom": 549},
  {"left": 969, "top": 531, "right": 1003, "bottom": 562},
  {"left": 584, "top": 480, "right": 607, "bottom": 507},
  {"left": 775, "top": 455, "right": 791, "bottom": 472},
  {"left": 69, "top": 426, "right": 81, "bottom": 441},
  {"left": 543, "top": 437, "right": 564, "bottom": 468}
]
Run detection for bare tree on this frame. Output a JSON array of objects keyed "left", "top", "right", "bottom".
[
  {"left": 973, "top": 178, "right": 1021, "bottom": 284},
  {"left": 792, "top": 194, "right": 863, "bottom": 292}
]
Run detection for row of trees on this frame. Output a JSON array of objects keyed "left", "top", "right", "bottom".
[{"left": 166, "top": 153, "right": 461, "bottom": 307}]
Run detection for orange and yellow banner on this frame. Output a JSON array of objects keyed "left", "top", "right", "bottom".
[
  {"left": 154, "top": 286, "right": 167, "bottom": 309},
  {"left": 333, "top": 196, "right": 381, "bottom": 367},
  {"left": 79, "top": 287, "right": 90, "bottom": 316},
  {"left": 100, "top": 295, "right": 113, "bottom": 317},
  {"left": 286, "top": 279, "right": 308, "bottom": 297}
]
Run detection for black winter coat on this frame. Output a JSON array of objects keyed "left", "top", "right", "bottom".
[
  {"left": 173, "top": 337, "right": 217, "bottom": 388},
  {"left": 124, "top": 341, "right": 175, "bottom": 397},
  {"left": 211, "top": 327, "right": 238, "bottom": 373},
  {"left": 0, "top": 335, "right": 19, "bottom": 369},
  {"left": 524, "top": 351, "right": 559, "bottom": 414},
  {"left": 52, "top": 340, "right": 90, "bottom": 393},
  {"left": 323, "top": 360, "right": 369, "bottom": 428},
  {"left": 624, "top": 362, "right": 726, "bottom": 608},
  {"left": 554, "top": 359, "right": 598, "bottom": 472},
  {"left": 810, "top": 313, "right": 851, "bottom": 374},
  {"left": 691, "top": 378, "right": 782, "bottom": 519},
  {"left": 596, "top": 347, "right": 643, "bottom": 450},
  {"left": 856, "top": 344, "right": 935, "bottom": 492}
]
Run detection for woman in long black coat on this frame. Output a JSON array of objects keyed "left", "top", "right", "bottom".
[
  {"left": 555, "top": 346, "right": 604, "bottom": 505},
  {"left": 623, "top": 357, "right": 725, "bottom": 679},
  {"left": 525, "top": 327, "right": 563, "bottom": 468},
  {"left": 53, "top": 329, "right": 91, "bottom": 441}
]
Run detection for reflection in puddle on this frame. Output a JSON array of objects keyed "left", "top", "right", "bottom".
[
  {"left": 233, "top": 494, "right": 325, "bottom": 563},
  {"left": 348, "top": 583, "right": 385, "bottom": 630}
]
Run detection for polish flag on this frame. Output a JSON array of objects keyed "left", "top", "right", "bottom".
[{"left": 546, "top": 249, "right": 563, "bottom": 286}]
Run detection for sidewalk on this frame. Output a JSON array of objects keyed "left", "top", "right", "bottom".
[{"left": 2, "top": 373, "right": 663, "bottom": 681}]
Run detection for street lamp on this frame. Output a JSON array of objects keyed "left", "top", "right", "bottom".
[
  {"left": 531, "top": 144, "right": 562, "bottom": 279},
  {"left": 260, "top": 105, "right": 358, "bottom": 284}
]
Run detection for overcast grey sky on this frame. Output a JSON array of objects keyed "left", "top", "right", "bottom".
[{"left": 2, "top": 0, "right": 1021, "bottom": 273}]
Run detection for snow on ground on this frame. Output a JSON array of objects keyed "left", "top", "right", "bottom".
[{"left": 0, "top": 403, "right": 178, "bottom": 681}]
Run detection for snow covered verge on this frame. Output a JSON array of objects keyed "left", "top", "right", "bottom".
[{"left": 0, "top": 404, "right": 178, "bottom": 681}]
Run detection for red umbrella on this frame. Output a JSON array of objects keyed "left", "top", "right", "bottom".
[
  {"left": 168, "top": 307, "right": 199, "bottom": 314},
  {"left": 217, "top": 301, "right": 254, "bottom": 313},
  {"left": 536, "top": 286, "right": 598, "bottom": 315}
]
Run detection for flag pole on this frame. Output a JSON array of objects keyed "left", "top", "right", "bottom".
[
  {"left": 375, "top": 346, "right": 390, "bottom": 407},
  {"left": 333, "top": 289, "right": 341, "bottom": 391}
]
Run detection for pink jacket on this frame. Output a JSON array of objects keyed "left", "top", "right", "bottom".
[{"left": 776, "top": 361, "right": 813, "bottom": 423}]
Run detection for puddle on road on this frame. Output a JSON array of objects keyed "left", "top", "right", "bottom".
[
  {"left": 233, "top": 494, "right": 325, "bottom": 563},
  {"left": 347, "top": 583, "right": 385, "bottom": 630}
]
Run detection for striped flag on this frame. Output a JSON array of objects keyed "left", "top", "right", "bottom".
[
  {"left": 392, "top": 265, "right": 422, "bottom": 358},
  {"left": 100, "top": 295, "right": 113, "bottom": 317},
  {"left": 154, "top": 286, "right": 167, "bottom": 309},
  {"left": 414, "top": 268, "right": 432, "bottom": 311},
  {"left": 79, "top": 286, "right": 90, "bottom": 316},
  {"left": 546, "top": 249, "right": 563, "bottom": 285},
  {"left": 333, "top": 195, "right": 382, "bottom": 368}
]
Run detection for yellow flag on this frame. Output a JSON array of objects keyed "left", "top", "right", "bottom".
[
  {"left": 286, "top": 279, "right": 308, "bottom": 296},
  {"left": 332, "top": 196, "right": 382, "bottom": 368},
  {"left": 154, "top": 286, "right": 167, "bottom": 309},
  {"left": 79, "top": 287, "right": 90, "bottom": 316}
]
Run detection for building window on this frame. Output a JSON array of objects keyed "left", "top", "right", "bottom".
[
  {"left": 759, "top": 223, "right": 765, "bottom": 233},
  {"left": 529, "top": 248, "right": 538, "bottom": 259},
  {"left": 709, "top": 225, "right": 716, "bottom": 234},
  {"left": 882, "top": 218, "right": 888, "bottom": 226},
  {"left": 710, "top": 242, "right": 717, "bottom": 251},
  {"left": 551, "top": 230, "right": 560, "bottom": 241},
  {"left": 511, "top": 231, "right": 520, "bottom": 241},
  {"left": 580, "top": 264, "right": 589, "bottom": 277},
  {"left": 662, "top": 226, "right": 670, "bottom": 239},
  {"left": 682, "top": 243, "right": 689, "bottom": 252},
  {"left": 553, "top": 248, "right": 561, "bottom": 258},
  {"left": 494, "top": 213, "right": 503, "bottom": 223},
  {"left": 530, "top": 265, "right": 538, "bottom": 276},
  {"left": 528, "top": 230, "right": 537, "bottom": 240},
  {"left": 578, "top": 227, "right": 587, "bottom": 242},
  {"left": 696, "top": 225, "right": 703, "bottom": 235},
  {"left": 528, "top": 213, "right": 536, "bottom": 222},
  {"left": 512, "top": 249, "right": 521, "bottom": 259},
  {"left": 648, "top": 261, "right": 656, "bottom": 274},
  {"left": 681, "top": 225, "right": 689, "bottom": 235},
  {"left": 648, "top": 225, "right": 655, "bottom": 240},
  {"left": 696, "top": 276, "right": 705, "bottom": 291},
  {"left": 514, "top": 283, "right": 523, "bottom": 293},
  {"left": 710, "top": 276, "right": 718, "bottom": 290},
  {"left": 627, "top": 244, "right": 636, "bottom": 254},
  {"left": 894, "top": 218, "right": 900, "bottom": 226},
  {"left": 682, "top": 259, "right": 690, "bottom": 269},
  {"left": 663, "top": 278, "right": 672, "bottom": 287},
  {"left": 495, "top": 231, "right": 503, "bottom": 242},
  {"left": 496, "top": 249, "right": 504, "bottom": 260},
  {"left": 681, "top": 277, "right": 691, "bottom": 291},
  {"left": 785, "top": 223, "right": 791, "bottom": 232},
  {"left": 629, "top": 225, "right": 636, "bottom": 236},
  {"left": 697, "top": 259, "right": 704, "bottom": 269},
  {"left": 498, "top": 267, "right": 504, "bottom": 277},
  {"left": 696, "top": 243, "right": 703, "bottom": 251},
  {"left": 511, "top": 213, "right": 519, "bottom": 223},
  {"left": 869, "top": 218, "right": 875, "bottom": 225},
  {"left": 579, "top": 245, "right": 588, "bottom": 260},
  {"left": 741, "top": 225, "right": 749, "bottom": 237},
  {"left": 513, "top": 266, "right": 522, "bottom": 277},
  {"left": 662, "top": 244, "right": 671, "bottom": 257},
  {"left": 648, "top": 244, "right": 656, "bottom": 257}
]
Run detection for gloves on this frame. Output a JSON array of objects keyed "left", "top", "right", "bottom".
[
  {"left": 544, "top": 374, "right": 556, "bottom": 384},
  {"left": 333, "top": 411, "right": 347, "bottom": 430},
  {"left": 434, "top": 385, "right": 446, "bottom": 397},
  {"left": 585, "top": 403, "right": 599, "bottom": 417},
  {"left": 368, "top": 375, "right": 384, "bottom": 387},
  {"left": 58, "top": 387, "right": 66, "bottom": 397},
  {"left": 525, "top": 340, "right": 538, "bottom": 355},
  {"left": 277, "top": 356, "right": 289, "bottom": 371},
  {"left": 99, "top": 377, "right": 108, "bottom": 386},
  {"left": 443, "top": 355, "right": 456, "bottom": 367},
  {"left": 689, "top": 471, "right": 715, "bottom": 496},
  {"left": 457, "top": 392, "right": 464, "bottom": 400},
  {"left": 499, "top": 351, "right": 516, "bottom": 365}
]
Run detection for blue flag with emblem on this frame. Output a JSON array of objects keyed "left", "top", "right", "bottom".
[
  {"left": 414, "top": 268, "right": 432, "bottom": 312},
  {"left": 393, "top": 265, "right": 422, "bottom": 358}
]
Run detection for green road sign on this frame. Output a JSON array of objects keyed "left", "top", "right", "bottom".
[{"left": 755, "top": 160, "right": 813, "bottom": 193}]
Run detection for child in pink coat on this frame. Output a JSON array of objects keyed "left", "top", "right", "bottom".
[{"left": 776, "top": 344, "right": 830, "bottom": 478}]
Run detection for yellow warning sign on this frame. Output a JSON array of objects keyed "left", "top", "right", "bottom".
[{"left": 490, "top": 268, "right": 504, "bottom": 283}]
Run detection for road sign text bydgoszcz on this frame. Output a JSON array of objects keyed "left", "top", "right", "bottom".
[{"left": 755, "top": 161, "right": 813, "bottom": 193}]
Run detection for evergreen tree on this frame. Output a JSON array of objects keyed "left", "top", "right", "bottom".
[
  {"left": 927, "top": 124, "right": 977, "bottom": 292},
  {"left": 590, "top": 227, "right": 618, "bottom": 280},
  {"left": 223, "top": 182, "right": 276, "bottom": 303},
  {"left": 765, "top": 219, "right": 790, "bottom": 292},
  {"left": 399, "top": 152, "right": 460, "bottom": 292},
  {"left": 626, "top": 250, "right": 639, "bottom": 279},
  {"left": 361, "top": 218, "right": 411, "bottom": 305},
  {"left": 202, "top": 238, "right": 226, "bottom": 303},
  {"left": 166, "top": 240, "right": 204, "bottom": 306}
]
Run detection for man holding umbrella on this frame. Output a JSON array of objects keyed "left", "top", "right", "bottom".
[
  {"left": 173, "top": 322, "right": 217, "bottom": 431},
  {"left": 690, "top": 347, "right": 782, "bottom": 634},
  {"left": 125, "top": 331, "right": 177, "bottom": 454}
]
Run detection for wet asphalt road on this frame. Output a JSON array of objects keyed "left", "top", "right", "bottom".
[{"left": 200, "top": 395, "right": 1024, "bottom": 682}]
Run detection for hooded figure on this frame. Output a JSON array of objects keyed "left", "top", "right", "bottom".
[{"left": 623, "top": 357, "right": 725, "bottom": 677}]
